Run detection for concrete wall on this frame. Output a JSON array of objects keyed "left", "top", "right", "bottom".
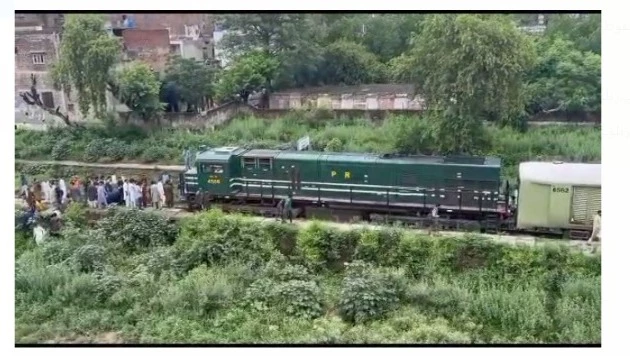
[{"left": 269, "top": 85, "right": 426, "bottom": 111}]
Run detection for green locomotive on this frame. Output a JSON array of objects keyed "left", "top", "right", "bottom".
[{"left": 180, "top": 146, "right": 507, "bottom": 221}]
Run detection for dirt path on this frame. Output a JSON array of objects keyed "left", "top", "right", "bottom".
[{"left": 15, "top": 159, "right": 185, "bottom": 172}]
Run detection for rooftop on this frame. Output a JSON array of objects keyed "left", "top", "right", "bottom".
[{"left": 519, "top": 162, "right": 601, "bottom": 186}]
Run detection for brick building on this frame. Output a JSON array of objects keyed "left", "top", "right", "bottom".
[
  {"left": 120, "top": 29, "right": 171, "bottom": 72},
  {"left": 15, "top": 14, "right": 72, "bottom": 125},
  {"left": 106, "top": 13, "right": 215, "bottom": 64}
]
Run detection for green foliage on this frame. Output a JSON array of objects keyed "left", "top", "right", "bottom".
[
  {"left": 97, "top": 210, "right": 178, "bottom": 251},
  {"left": 72, "top": 244, "right": 107, "bottom": 272},
  {"left": 339, "top": 261, "right": 406, "bottom": 323},
  {"left": 216, "top": 51, "right": 280, "bottom": 101},
  {"left": 527, "top": 37, "right": 601, "bottom": 113},
  {"left": 15, "top": 208, "right": 600, "bottom": 343},
  {"left": 116, "top": 62, "right": 164, "bottom": 120},
  {"left": 155, "top": 266, "right": 237, "bottom": 317},
  {"left": 52, "top": 14, "right": 120, "bottom": 119},
  {"left": 324, "top": 137, "right": 343, "bottom": 152},
  {"left": 354, "top": 228, "right": 403, "bottom": 266},
  {"left": 244, "top": 258, "right": 324, "bottom": 319},
  {"left": 318, "top": 41, "right": 387, "bottom": 85},
  {"left": 164, "top": 57, "right": 216, "bottom": 110},
  {"left": 64, "top": 202, "right": 88, "bottom": 227},
  {"left": 545, "top": 14, "right": 601, "bottom": 54},
  {"left": 174, "top": 210, "right": 275, "bottom": 272},
  {"left": 51, "top": 139, "right": 72, "bottom": 161},
  {"left": 14, "top": 116, "right": 601, "bottom": 180},
  {"left": 399, "top": 14, "right": 535, "bottom": 151},
  {"left": 297, "top": 223, "right": 360, "bottom": 270}
]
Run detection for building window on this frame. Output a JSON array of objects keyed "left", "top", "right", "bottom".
[
  {"left": 32, "top": 53, "right": 45, "bottom": 64},
  {"left": 41, "top": 92, "right": 55, "bottom": 108},
  {"left": 15, "top": 47, "right": 18, "bottom": 55}
]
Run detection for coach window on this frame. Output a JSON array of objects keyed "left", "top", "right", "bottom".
[
  {"left": 259, "top": 158, "right": 272, "bottom": 172},
  {"left": 243, "top": 157, "right": 257, "bottom": 170}
]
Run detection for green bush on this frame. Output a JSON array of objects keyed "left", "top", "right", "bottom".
[
  {"left": 64, "top": 202, "right": 89, "bottom": 227},
  {"left": 174, "top": 211, "right": 275, "bottom": 272},
  {"left": 72, "top": 244, "right": 107, "bottom": 272},
  {"left": 297, "top": 223, "right": 360, "bottom": 271},
  {"left": 244, "top": 260, "right": 324, "bottom": 319},
  {"left": 51, "top": 139, "right": 72, "bottom": 161},
  {"left": 156, "top": 266, "right": 237, "bottom": 317},
  {"left": 338, "top": 261, "right": 406, "bottom": 323},
  {"left": 354, "top": 228, "right": 403, "bottom": 267},
  {"left": 98, "top": 209, "right": 178, "bottom": 251}
]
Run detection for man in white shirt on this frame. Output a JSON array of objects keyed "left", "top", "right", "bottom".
[
  {"left": 430, "top": 204, "right": 440, "bottom": 235},
  {"left": 123, "top": 179, "right": 131, "bottom": 208},
  {"left": 587, "top": 210, "right": 601, "bottom": 245}
]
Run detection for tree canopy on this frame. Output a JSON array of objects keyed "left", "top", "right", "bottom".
[
  {"left": 396, "top": 14, "right": 535, "bottom": 153},
  {"left": 116, "top": 62, "right": 163, "bottom": 121},
  {"left": 216, "top": 51, "right": 280, "bottom": 103},
  {"left": 51, "top": 14, "right": 120, "bottom": 119},
  {"left": 164, "top": 57, "right": 217, "bottom": 111}
]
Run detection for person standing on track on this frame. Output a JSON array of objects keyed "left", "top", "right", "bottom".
[
  {"left": 282, "top": 194, "right": 293, "bottom": 223},
  {"left": 276, "top": 198, "right": 285, "bottom": 221},
  {"left": 430, "top": 204, "right": 441, "bottom": 235}
]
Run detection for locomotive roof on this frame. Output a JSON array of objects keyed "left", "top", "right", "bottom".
[{"left": 519, "top": 162, "right": 601, "bottom": 186}]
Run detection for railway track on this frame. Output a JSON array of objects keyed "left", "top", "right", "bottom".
[{"left": 15, "top": 159, "right": 595, "bottom": 243}]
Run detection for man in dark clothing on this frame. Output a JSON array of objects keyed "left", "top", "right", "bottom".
[
  {"left": 164, "top": 180, "right": 175, "bottom": 208},
  {"left": 105, "top": 178, "right": 113, "bottom": 194},
  {"left": 54, "top": 183, "right": 64, "bottom": 208},
  {"left": 282, "top": 194, "right": 293, "bottom": 223},
  {"left": 87, "top": 181, "right": 98, "bottom": 208}
]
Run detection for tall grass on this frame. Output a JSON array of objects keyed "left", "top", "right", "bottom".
[{"left": 15, "top": 115, "right": 600, "bottom": 179}]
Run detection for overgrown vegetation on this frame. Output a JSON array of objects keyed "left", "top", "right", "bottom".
[
  {"left": 15, "top": 114, "right": 601, "bottom": 179},
  {"left": 15, "top": 207, "right": 600, "bottom": 343}
]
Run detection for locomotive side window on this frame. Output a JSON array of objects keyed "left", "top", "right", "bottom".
[
  {"left": 259, "top": 158, "right": 272, "bottom": 171},
  {"left": 243, "top": 157, "right": 256, "bottom": 170}
]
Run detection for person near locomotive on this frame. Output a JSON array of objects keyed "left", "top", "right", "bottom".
[
  {"left": 587, "top": 210, "right": 601, "bottom": 245},
  {"left": 282, "top": 194, "right": 293, "bottom": 223}
]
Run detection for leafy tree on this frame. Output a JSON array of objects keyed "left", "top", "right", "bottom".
[
  {"left": 51, "top": 14, "right": 120, "bottom": 119},
  {"left": 398, "top": 14, "right": 535, "bottom": 153},
  {"left": 218, "top": 14, "right": 312, "bottom": 57},
  {"left": 215, "top": 51, "right": 279, "bottom": 103},
  {"left": 545, "top": 14, "right": 601, "bottom": 54},
  {"left": 164, "top": 57, "right": 217, "bottom": 112},
  {"left": 217, "top": 14, "right": 322, "bottom": 90},
  {"left": 526, "top": 37, "right": 601, "bottom": 113},
  {"left": 317, "top": 41, "right": 387, "bottom": 85},
  {"left": 116, "top": 62, "right": 163, "bottom": 121},
  {"left": 324, "top": 14, "right": 424, "bottom": 63}
]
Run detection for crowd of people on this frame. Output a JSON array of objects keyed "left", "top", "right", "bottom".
[{"left": 19, "top": 173, "right": 176, "bottom": 212}]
